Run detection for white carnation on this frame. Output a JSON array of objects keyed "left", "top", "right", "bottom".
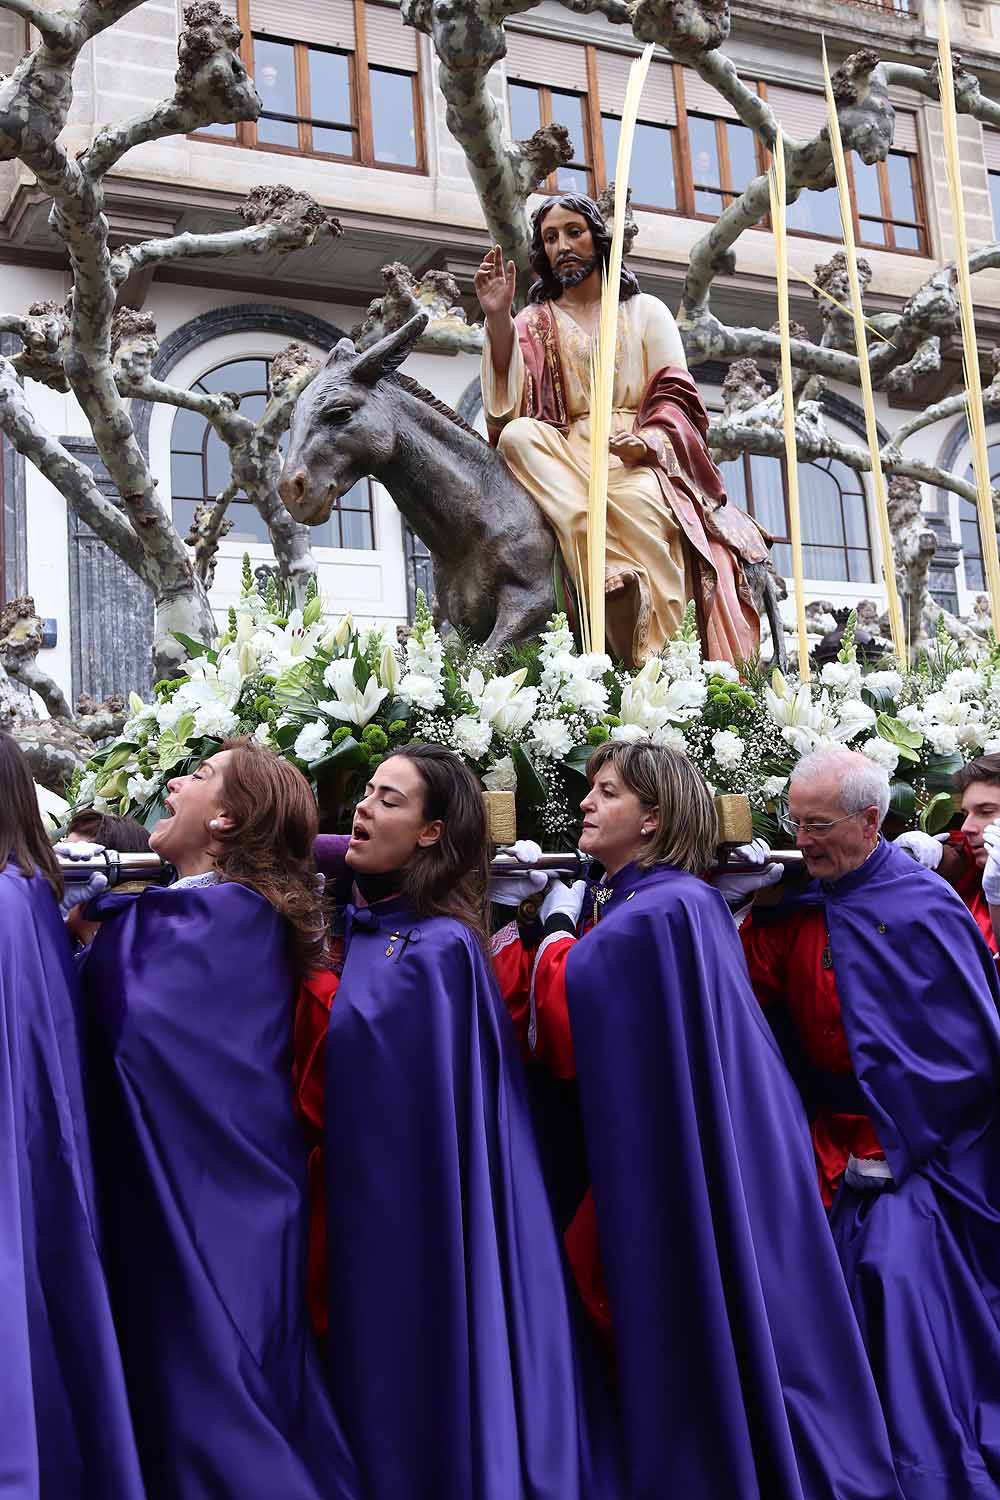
[
  {"left": 859, "top": 737, "right": 900, "bottom": 774},
  {"left": 820, "top": 660, "right": 863, "bottom": 695},
  {"left": 453, "top": 714, "right": 493, "bottom": 760},
  {"left": 155, "top": 698, "right": 188, "bottom": 732},
  {"left": 294, "top": 722, "right": 332, "bottom": 765},
  {"left": 834, "top": 698, "right": 877, "bottom": 741},
  {"left": 762, "top": 775, "right": 788, "bottom": 798},
  {"left": 862, "top": 670, "right": 903, "bottom": 698},
  {"left": 397, "top": 672, "right": 445, "bottom": 711},
  {"left": 126, "top": 770, "right": 159, "bottom": 804},
  {"left": 926, "top": 723, "right": 959, "bottom": 755},
  {"left": 703, "top": 660, "right": 739, "bottom": 683},
  {"left": 192, "top": 702, "right": 239, "bottom": 740},
  {"left": 610, "top": 723, "right": 647, "bottom": 743},
  {"left": 482, "top": 755, "right": 517, "bottom": 792},
  {"left": 711, "top": 729, "right": 745, "bottom": 770},
  {"left": 559, "top": 674, "right": 608, "bottom": 715},
  {"left": 652, "top": 725, "right": 687, "bottom": 752},
  {"left": 530, "top": 718, "right": 574, "bottom": 760}
]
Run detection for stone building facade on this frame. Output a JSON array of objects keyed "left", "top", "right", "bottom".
[{"left": 1, "top": 0, "right": 998, "bottom": 697}]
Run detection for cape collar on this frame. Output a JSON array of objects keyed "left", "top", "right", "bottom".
[{"left": 820, "top": 834, "right": 889, "bottom": 899}]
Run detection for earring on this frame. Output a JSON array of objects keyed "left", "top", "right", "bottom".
[
  {"left": 209, "top": 818, "right": 220, "bottom": 830},
  {"left": 641, "top": 826, "right": 651, "bottom": 837}
]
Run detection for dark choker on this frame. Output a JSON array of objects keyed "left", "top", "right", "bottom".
[{"left": 354, "top": 869, "right": 404, "bottom": 906}]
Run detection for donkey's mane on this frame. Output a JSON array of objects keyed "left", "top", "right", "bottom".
[{"left": 386, "top": 371, "right": 486, "bottom": 443}]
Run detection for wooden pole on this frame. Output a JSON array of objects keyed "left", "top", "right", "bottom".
[
  {"left": 821, "top": 41, "right": 907, "bottom": 667},
  {"left": 937, "top": 0, "right": 1000, "bottom": 633},
  {"left": 768, "top": 126, "right": 811, "bottom": 681},
  {"left": 586, "top": 43, "right": 654, "bottom": 652}
]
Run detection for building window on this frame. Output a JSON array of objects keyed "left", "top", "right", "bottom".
[
  {"left": 170, "top": 357, "right": 375, "bottom": 552},
  {"left": 503, "top": 35, "right": 928, "bottom": 253},
  {"left": 192, "top": 0, "right": 423, "bottom": 173},
  {"left": 717, "top": 451, "right": 874, "bottom": 583},
  {"left": 687, "top": 114, "right": 761, "bottom": 217},
  {"left": 958, "top": 444, "right": 1000, "bottom": 590},
  {"left": 508, "top": 82, "right": 593, "bottom": 195}
]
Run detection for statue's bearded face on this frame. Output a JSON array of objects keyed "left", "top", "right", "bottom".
[{"left": 539, "top": 205, "right": 599, "bottom": 288}]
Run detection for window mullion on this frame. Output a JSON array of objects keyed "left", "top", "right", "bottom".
[
  {"left": 673, "top": 64, "right": 694, "bottom": 216},
  {"left": 584, "top": 45, "right": 605, "bottom": 193},
  {"left": 296, "top": 42, "right": 311, "bottom": 154},
  {"left": 716, "top": 116, "right": 732, "bottom": 208},
  {"left": 539, "top": 86, "right": 557, "bottom": 193},
  {"left": 352, "top": 0, "right": 375, "bottom": 164}
]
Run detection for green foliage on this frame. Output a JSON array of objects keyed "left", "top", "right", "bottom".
[
  {"left": 241, "top": 552, "right": 254, "bottom": 594},
  {"left": 837, "top": 610, "right": 858, "bottom": 665},
  {"left": 919, "top": 790, "right": 958, "bottom": 835}
]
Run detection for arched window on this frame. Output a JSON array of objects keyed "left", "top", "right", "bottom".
[
  {"left": 716, "top": 451, "right": 874, "bottom": 583},
  {"left": 958, "top": 444, "right": 1000, "bottom": 590},
  {"left": 170, "top": 356, "right": 375, "bottom": 550}
]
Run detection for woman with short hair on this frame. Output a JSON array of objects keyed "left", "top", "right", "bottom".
[
  {"left": 0, "top": 732, "right": 144, "bottom": 1498},
  {"left": 322, "top": 742, "right": 621, "bottom": 1500},
  {"left": 81, "top": 738, "right": 359, "bottom": 1500},
  {"left": 496, "top": 740, "right": 903, "bottom": 1500}
]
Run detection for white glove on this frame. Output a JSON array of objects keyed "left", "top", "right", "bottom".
[
  {"left": 894, "top": 830, "right": 948, "bottom": 871},
  {"left": 58, "top": 871, "right": 108, "bottom": 919},
  {"left": 710, "top": 838, "right": 783, "bottom": 908},
  {"left": 489, "top": 839, "right": 547, "bottom": 905},
  {"left": 982, "top": 822, "right": 1000, "bottom": 905},
  {"left": 540, "top": 878, "right": 587, "bottom": 930},
  {"left": 54, "top": 839, "right": 106, "bottom": 861}
]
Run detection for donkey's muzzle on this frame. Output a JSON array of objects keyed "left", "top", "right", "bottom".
[{"left": 278, "top": 466, "right": 331, "bottom": 524}]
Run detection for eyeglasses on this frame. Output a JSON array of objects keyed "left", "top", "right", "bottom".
[{"left": 778, "top": 810, "right": 865, "bottom": 838}]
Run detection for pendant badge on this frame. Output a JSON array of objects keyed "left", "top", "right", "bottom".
[{"left": 821, "top": 943, "right": 833, "bottom": 971}]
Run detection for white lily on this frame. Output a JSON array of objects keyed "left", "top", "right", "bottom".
[
  {"left": 378, "top": 644, "right": 400, "bottom": 694},
  {"left": 318, "top": 658, "right": 387, "bottom": 727}
]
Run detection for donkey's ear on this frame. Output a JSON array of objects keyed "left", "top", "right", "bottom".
[
  {"left": 350, "top": 312, "right": 428, "bottom": 386},
  {"left": 325, "top": 336, "right": 358, "bottom": 366}
]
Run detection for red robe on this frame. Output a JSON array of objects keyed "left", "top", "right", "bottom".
[
  {"left": 492, "top": 920, "right": 611, "bottom": 1337},
  {"left": 740, "top": 908, "right": 885, "bottom": 1206},
  {"left": 947, "top": 830, "right": 997, "bottom": 956},
  {"left": 293, "top": 969, "right": 338, "bottom": 1342}
]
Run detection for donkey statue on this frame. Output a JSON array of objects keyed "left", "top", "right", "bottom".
[
  {"left": 279, "top": 313, "right": 557, "bottom": 651},
  {"left": 279, "top": 311, "right": 787, "bottom": 666}
]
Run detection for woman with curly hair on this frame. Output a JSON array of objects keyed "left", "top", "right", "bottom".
[
  {"left": 81, "top": 738, "right": 360, "bottom": 1500},
  {"left": 320, "top": 743, "right": 621, "bottom": 1500}
]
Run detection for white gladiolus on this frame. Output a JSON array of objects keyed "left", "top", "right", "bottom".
[{"left": 294, "top": 722, "right": 331, "bottom": 764}]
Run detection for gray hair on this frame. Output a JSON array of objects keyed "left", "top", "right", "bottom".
[{"left": 790, "top": 746, "right": 891, "bottom": 824}]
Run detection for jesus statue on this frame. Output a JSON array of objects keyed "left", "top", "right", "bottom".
[{"left": 476, "top": 192, "right": 768, "bottom": 667}]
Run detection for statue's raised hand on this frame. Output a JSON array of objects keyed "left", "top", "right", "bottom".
[{"left": 475, "top": 245, "right": 516, "bottom": 321}]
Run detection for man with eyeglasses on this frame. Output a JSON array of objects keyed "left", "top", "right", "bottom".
[{"left": 738, "top": 745, "right": 1000, "bottom": 1500}]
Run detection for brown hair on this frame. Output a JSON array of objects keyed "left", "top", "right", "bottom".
[
  {"left": 67, "top": 809, "right": 151, "bottom": 852},
  {"left": 0, "top": 733, "right": 63, "bottom": 899},
  {"left": 954, "top": 753, "right": 1000, "bottom": 794},
  {"left": 587, "top": 739, "right": 719, "bottom": 875},
  {"left": 390, "top": 743, "right": 491, "bottom": 949},
  {"left": 210, "top": 738, "right": 327, "bottom": 978}
]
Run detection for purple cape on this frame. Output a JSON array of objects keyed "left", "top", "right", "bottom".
[
  {"left": 779, "top": 839, "right": 1000, "bottom": 1499},
  {"left": 82, "top": 882, "right": 360, "bottom": 1500},
  {"left": 324, "top": 899, "right": 623, "bottom": 1500},
  {"left": 566, "top": 862, "right": 902, "bottom": 1500},
  {"left": 0, "top": 865, "right": 144, "bottom": 1499}
]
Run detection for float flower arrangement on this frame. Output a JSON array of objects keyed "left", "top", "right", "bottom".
[{"left": 68, "top": 557, "right": 1000, "bottom": 844}]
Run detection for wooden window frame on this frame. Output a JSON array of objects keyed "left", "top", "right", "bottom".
[
  {"left": 190, "top": 0, "right": 426, "bottom": 176},
  {"left": 507, "top": 43, "right": 929, "bottom": 256},
  {"left": 508, "top": 79, "right": 595, "bottom": 197}
]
